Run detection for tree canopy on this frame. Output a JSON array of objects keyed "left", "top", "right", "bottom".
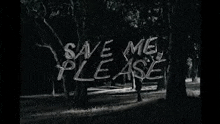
[{"left": 21, "top": 0, "right": 201, "bottom": 105}]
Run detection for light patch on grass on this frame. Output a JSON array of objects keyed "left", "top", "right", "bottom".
[
  {"left": 29, "top": 96, "right": 164, "bottom": 120},
  {"left": 89, "top": 86, "right": 157, "bottom": 95},
  {"left": 20, "top": 86, "right": 157, "bottom": 99},
  {"left": 187, "top": 89, "right": 200, "bottom": 97},
  {"left": 27, "top": 90, "right": 166, "bottom": 119},
  {"left": 61, "top": 98, "right": 161, "bottom": 116},
  {"left": 185, "top": 78, "right": 192, "bottom": 82},
  {"left": 185, "top": 77, "right": 200, "bottom": 83},
  {"left": 20, "top": 94, "right": 64, "bottom": 99}
]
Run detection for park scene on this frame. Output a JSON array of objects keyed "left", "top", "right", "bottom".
[{"left": 20, "top": 0, "right": 201, "bottom": 124}]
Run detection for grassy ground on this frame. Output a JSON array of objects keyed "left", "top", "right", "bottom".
[{"left": 20, "top": 78, "right": 201, "bottom": 124}]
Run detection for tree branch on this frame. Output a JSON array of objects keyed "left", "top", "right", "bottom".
[
  {"left": 36, "top": 43, "right": 61, "bottom": 67},
  {"left": 43, "top": 18, "right": 63, "bottom": 47}
]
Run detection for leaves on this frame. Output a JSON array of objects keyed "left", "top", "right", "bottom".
[
  {"left": 21, "top": 0, "right": 201, "bottom": 62},
  {"left": 48, "top": 2, "right": 73, "bottom": 18}
]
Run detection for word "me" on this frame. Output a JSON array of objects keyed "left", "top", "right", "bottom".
[{"left": 114, "top": 37, "right": 166, "bottom": 80}]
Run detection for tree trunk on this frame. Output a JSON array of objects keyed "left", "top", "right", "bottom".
[
  {"left": 51, "top": 79, "right": 55, "bottom": 96},
  {"left": 131, "top": 71, "right": 136, "bottom": 90},
  {"left": 61, "top": 76, "right": 70, "bottom": 99},
  {"left": 135, "top": 78, "right": 142, "bottom": 102},
  {"left": 166, "top": 0, "right": 189, "bottom": 101},
  {"left": 166, "top": 32, "right": 188, "bottom": 101},
  {"left": 123, "top": 74, "right": 126, "bottom": 84},
  {"left": 157, "top": 66, "right": 166, "bottom": 90},
  {"left": 70, "top": 0, "right": 88, "bottom": 108},
  {"left": 191, "top": 56, "right": 199, "bottom": 82},
  {"left": 111, "top": 78, "right": 116, "bottom": 86},
  {"left": 166, "top": 61, "right": 187, "bottom": 100},
  {"left": 72, "top": 50, "right": 88, "bottom": 108},
  {"left": 73, "top": 81, "right": 88, "bottom": 108}
]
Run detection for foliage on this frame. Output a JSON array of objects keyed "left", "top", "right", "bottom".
[{"left": 20, "top": 0, "right": 201, "bottom": 95}]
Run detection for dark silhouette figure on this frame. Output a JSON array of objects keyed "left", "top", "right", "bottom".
[{"left": 133, "top": 76, "right": 142, "bottom": 102}]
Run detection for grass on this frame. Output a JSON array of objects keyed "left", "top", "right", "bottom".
[
  {"left": 30, "top": 96, "right": 162, "bottom": 117},
  {"left": 20, "top": 79, "right": 201, "bottom": 124},
  {"left": 21, "top": 96, "right": 201, "bottom": 124},
  {"left": 21, "top": 90, "right": 200, "bottom": 124}
]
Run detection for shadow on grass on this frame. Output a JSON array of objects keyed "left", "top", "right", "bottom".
[{"left": 23, "top": 96, "right": 201, "bottom": 124}]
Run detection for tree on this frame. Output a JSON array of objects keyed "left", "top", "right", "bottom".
[
  {"left": 21, "top": 0, "right": 131, "bottom": 107},
  {"left": 166, "top": 0, "right": 201, "bottom": 100},
  {"left": 21, "top": 0, "right": 68, "bottom": 96},
  {"left": 21, "top": 0, "right": 201, "bottom": 107},
  {"left": 21, "top": 0, "right": 83, "bottom": 107}
]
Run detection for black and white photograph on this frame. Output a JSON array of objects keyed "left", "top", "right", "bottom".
[{"left": 20, "top": 0, "right": 202, "bottom": 123}]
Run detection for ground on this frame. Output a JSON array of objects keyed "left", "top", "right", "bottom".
[{"left": 20, "top": 78, "right": 201, "bottom": 124}]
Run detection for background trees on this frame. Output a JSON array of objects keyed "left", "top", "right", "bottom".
[{"left": 21, "top": 0, "right": 201, "bottom": 107}]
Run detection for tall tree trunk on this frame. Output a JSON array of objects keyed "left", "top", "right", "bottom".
[
  {"left": 70, "top": 0, "right": 88, "bottom": 108},
  {"left": 166, "top": 47, "right": 188, "bottom": 100},
  {"left": 166, "top": 0, "right": 188, "bottom": 101},
  {"left": 166, "top": 31, "right": 188, "bottom": 100},
  {"left": 74, "top": 81, "right": 88, "bottom": 108}
]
